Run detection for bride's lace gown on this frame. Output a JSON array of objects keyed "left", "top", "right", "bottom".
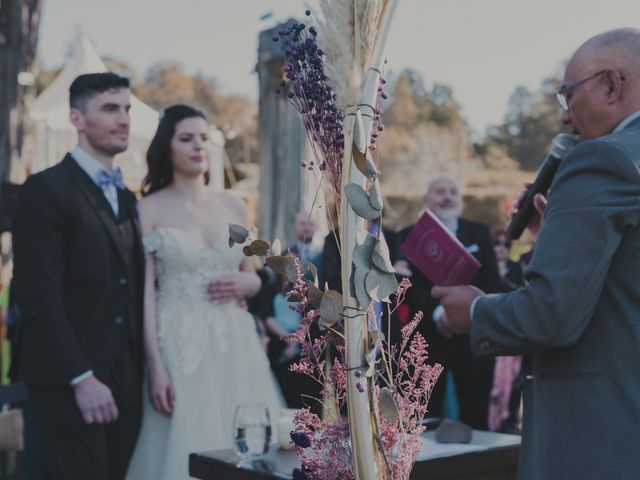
[{"left": 126, "top": 228, "right": 283, "bottom": 480}]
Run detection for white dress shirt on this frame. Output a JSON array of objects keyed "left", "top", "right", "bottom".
[{"left": 71, "top": 145, "right": 120, "bottom": 217}]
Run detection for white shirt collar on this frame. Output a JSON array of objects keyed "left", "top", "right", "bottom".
[
  {"left": 614, "top": 110, "right": 640, "bottom": 133},
  {"left": 70, "top": 145, "right": 112, "bottom": 186},
  {"left": 441, "top": 217, "right": 459, "bottom": 235},
  {"left": 423, "top": 209, "right": 459, "bottom": 234}
]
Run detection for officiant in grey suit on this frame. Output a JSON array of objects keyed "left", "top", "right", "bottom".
[{"left": 433, "top": 28, "right": 640, "bottom": 480}]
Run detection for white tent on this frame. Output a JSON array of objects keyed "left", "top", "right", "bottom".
[{"left": 29, "top": 37, "right": 226, "bottom": 190}]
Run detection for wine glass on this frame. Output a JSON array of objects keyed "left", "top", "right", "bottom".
[{"left": 233, "top": 403, "right": 272, "bottom": 464}]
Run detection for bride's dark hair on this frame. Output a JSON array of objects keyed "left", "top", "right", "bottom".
[{"left": 142, "top": 104, "right": 209, "bottom": 196}]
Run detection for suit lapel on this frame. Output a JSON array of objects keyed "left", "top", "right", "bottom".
[
  {"left": 63, "top": 155, "right": 128, "bottom": 266},
  {"left": 456, "top": 219, "right": 470, "bottom": 244},
  {"left": 119, "top": 188, "right": 145, "bottom": 265}
]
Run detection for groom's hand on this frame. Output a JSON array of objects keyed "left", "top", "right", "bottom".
[
  {"left": 431, "top": 285, "right": 484, "bottom": 334},
  {"left": 73, "top": 375, "right": 119, "bottom": 424}
]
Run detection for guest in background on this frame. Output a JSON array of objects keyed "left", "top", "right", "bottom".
[
  {"left": 289, "top": 211, "right": 323, "bottom": 278},
  {"left": 488, "top": 230, "right": 525, "bottom": 433},
  {"left": 394, "top": 174, "right": 503, "bottom": 430},
  {"left": 261, "top": 274, "right": 322, "bottom": 415},
  {"left": 493, "top": 230, "right": 525, "bottom": 291}
]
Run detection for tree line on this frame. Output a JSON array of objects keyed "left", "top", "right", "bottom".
[{"left": 32, "top": 58, "right": 567, "bottom": 174}]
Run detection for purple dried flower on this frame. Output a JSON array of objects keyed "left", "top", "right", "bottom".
[
  {"left": 275, "top": 88, "right": 281, "bottom": 95},
  {"left": 290, "top": 431, "right": 312, "bottom": 448},
  {"left": 275, "top": 25, "right": 346, "bottom": 203},
  {"left": 356, "top": 382, "right": 365, "bottom": 393}
]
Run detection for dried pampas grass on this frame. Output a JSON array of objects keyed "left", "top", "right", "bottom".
[{"left": 315, "top": 0, "right": 387, "bottom": 111}]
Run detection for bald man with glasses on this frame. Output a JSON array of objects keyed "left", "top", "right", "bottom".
[{"left": 433, "top": 28, "right": 640, "bottom": 480}]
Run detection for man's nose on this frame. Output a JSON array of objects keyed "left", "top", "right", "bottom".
[
  {"left": 560, "top": 109, "right": 571, "bottom": 126},
  {"left": 118, "top": 110, "right": 130, "bottom": 125}
]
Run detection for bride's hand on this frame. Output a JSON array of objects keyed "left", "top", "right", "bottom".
[
  {"left": 148, "top": 362, "right": 175, "bottom": 416},
  {"left": 207, "top": 272, "right": 257, "bottom": 303}
]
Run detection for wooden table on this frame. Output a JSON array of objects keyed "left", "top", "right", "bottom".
[{"left": 189, "top": 430, "right": 520, "bottom": 480}]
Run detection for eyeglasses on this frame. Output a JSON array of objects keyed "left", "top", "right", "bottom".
[{"left": 555, "top": 70, "right": 624, "bottom": 111}]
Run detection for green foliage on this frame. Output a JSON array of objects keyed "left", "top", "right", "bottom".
[
  {"left": 384, "top": 69, "right": 462, "bottom": 129},
  {"left": 484, "top": 74, "right": 568, "bottom": 171}
]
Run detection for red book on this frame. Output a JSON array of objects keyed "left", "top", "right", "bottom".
[{"left": 400, "top": 210, "right": 481, "bottom": 286}]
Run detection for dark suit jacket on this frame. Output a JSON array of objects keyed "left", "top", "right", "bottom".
[
  {"left": 472, "top": 118, "right": 640, "bottom": 480},
  {"left": 500, "top": 259, "right": 525, "bottom": 291},
  {"left": 10, "top": 154, "right": 144, "bottom": 392}
]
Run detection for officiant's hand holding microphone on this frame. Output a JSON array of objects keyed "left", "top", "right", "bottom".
[{"left": 432, "top": 133, "right": 575, "bottom": 331}]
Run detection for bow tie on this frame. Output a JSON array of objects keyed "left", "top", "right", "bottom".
[{"left": 97, "top": 167, "right": 125, "bottom": 191}]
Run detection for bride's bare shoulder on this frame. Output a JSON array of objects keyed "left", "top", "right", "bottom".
[{"left": 138, "top": 190, "right": 172, "bottom": 232}]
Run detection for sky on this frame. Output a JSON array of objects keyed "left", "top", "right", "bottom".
[{"left": 38, "top": 0, "right": 640, "bottom": 134}]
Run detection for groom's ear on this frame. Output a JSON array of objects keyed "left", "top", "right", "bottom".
[{"left": 69, "top": 108, "right": 85, "bottom": 131}]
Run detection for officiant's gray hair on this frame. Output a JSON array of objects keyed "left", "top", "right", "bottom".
[{"left": 426, "top": 174, "right": 464, "bottom": 194}]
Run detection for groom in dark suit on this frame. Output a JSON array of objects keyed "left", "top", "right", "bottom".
[
  {"left": 434, "top": 28, "right": 640, "bottom": 479},
  {"left": 395, "top": 174, "right": 503, "bottom": 430},
  {"left": 10, "top": 73, "right": 145, "bottom": 479}
]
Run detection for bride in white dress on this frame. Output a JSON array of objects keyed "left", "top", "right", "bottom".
[{"left": 126, "top": 105, "right": 283, "bottom": 479}]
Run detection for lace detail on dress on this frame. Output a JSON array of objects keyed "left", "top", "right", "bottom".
[
  {"left": 143, "top": 229, "right": 163, "bottom": 256},
  {"left": 143, "top": 228, "right": 246, "bottom": 376}
]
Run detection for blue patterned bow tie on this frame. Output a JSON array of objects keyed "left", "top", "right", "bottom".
[{"left": 97, "top": 167, "right": 125, "bottom": 191}]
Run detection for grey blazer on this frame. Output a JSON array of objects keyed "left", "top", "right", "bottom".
[{"left": 472, "top": 117, "right": 640, "bottom": 480}]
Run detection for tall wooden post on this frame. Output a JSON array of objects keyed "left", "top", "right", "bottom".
[
  {"left": 0, "top": 0, "right": 42, "bottom": 184},
  {"left": 256, "top": 20, "right": 310, "bottom": 246}
]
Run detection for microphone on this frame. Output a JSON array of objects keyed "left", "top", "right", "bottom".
[{"left": 505, "top": 133, "right": 577, "bottom": 240}]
